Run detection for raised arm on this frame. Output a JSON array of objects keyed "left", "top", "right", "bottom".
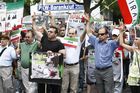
[
  {"left": 48, "top": 11, "right": 56, "bottom": 27},
  {"left": 32, "top": 13, "right": 43, "bottom": 41},
  {"left": 84, "top": 13, "right": 94, "bottom": 37},
  {"left": 119, "top": 29, "right": 133, "bottom": 52}
]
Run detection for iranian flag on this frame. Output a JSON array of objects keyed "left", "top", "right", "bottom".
[
  {"left": 10, "top": 29, "right": 21, "bottom": 42},
  {"left": 59, "top": 37, "right": 78, "bottom": 48},
  {"left": 118, "top": 0, "right": 140, "bottom": 26}
]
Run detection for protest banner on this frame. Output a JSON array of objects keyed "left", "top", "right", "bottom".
[
  {"left": 5, "top": 0, "right": 24, "bottom": 31},
  {"left": 10, "top": 29, "right": 21, "bottom": 42},
  {"left": 0, "top": 2, "right": 6, "bottom": 32},
  {"left": 30, "top": 2, "right": 83, "bottom": 31},
  {"left": 118, "top": 0, "right": 140, "bottom": 26},
  {"left": 65, "top": 11, "right": 85, "bottom": 36},
  {"left": 0, "top": 0, "right": 24, "bottom": 32},
  {"left": 37, "top": 2, "right": 84, "bottom": 12},
  {"left": 29, "top": 52, "right": 63, "bottom": 85}
]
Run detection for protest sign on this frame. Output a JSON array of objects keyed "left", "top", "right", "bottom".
[
  {"left": 5, "top": 0, "right": 24, "bottom": 31},
  {"left": 65, "top": 11, "right": 85, "bottom": 37},
  {"left": 29, "top": 52, "right": 63, "bottom": 85},
  {"left": 0, "top": 2, "right": 6, "bottom": 32},
  {"left": 10, "top": 29, "right": 21, "bottom": 42},
  {"left": 0, "top": 0, "right": 24, "bottom": 32}
]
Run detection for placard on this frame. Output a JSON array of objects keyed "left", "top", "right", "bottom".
[{"left": 29, "top": 52, "right": 63, "bottom": 85}]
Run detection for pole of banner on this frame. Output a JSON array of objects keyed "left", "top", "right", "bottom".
[
  {"left": 42, "top": 0, "right": 44, "bottom": 16},
  {"left": 83, "top": 0, "right": 91, "bottom": 14},
  {"left": 5, "top": 2, "right": 7, "bottom": 32},
  {"left": 65, "top": 1, "right": 70, "bottom": 37},
  {"left": 65, "top": 13, "right": 70, "bottom": 37},
  {"left": 45, "top": 83, "right": 47, "bottom": 93}
]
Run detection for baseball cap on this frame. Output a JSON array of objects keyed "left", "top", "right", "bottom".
[{"left": 112, "top": 29, "right": 120, "bottom": 36}]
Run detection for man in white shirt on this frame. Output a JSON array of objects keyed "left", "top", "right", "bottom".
[
  {"left": 0, "top": 35, "right": 17, "bottom": 93},
  {"left": 61, "top": 28, "right": 86, "bottom": 93}
]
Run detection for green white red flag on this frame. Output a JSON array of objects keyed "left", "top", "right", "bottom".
[
  {"left": 10, "top": 29, "right": 21, "bottom": 42},
  {"left": 118, "top": 0, "right": 140, "bottom": 26}
]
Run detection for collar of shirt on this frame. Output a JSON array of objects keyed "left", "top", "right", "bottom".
[
  {"left": 25, "top": 39, "right": 36, "bottom": 45},
  {"left": 98, "top": 39, "right": 108, "bottom": 43}
]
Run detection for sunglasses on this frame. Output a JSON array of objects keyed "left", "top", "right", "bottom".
[
  {"left": 68, "top": 33, "right": 75, "bottom": 35},
  {"left": 98, "top": 33, "right": 106, "bottom": 36}
]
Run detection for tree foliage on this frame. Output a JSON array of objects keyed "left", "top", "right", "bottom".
[
  {"left": 24, "top": 0, "right": 41, "bottom": 16},
  {"left": 100, "top": 0, "right": 122, "bottom": 23}
]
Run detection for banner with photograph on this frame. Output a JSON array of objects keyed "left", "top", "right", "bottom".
[
  {"left": 0, "top": 2, "right": 6, "bottom": 32},
  {"left": 29, "top": 52, "right": 63, "bottom": 85},
  {"left": 66, "top": 11, "right": 85, "bottom": 36},
  {"left": 0, "top": 0, "right": 24, "bottom": 32},
  {"left": 5, "top": 0, "right": 24, "bottom": 31}
]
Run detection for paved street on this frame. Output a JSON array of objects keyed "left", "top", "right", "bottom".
[{"left": 82, "top": 85, "right": 131, "bottom": 93}]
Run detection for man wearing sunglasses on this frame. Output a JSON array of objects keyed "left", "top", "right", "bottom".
[{"left": 84, "top": 14, "right": 119, "bottom": 93}]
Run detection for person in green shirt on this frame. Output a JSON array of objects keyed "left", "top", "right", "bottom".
[{"left": 18, "top": 30, "right": 39, "bottom": 93}]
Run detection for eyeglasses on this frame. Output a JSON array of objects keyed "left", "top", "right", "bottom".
[{"left": 98, "top": 33, "right": 106, "bottom": 36}]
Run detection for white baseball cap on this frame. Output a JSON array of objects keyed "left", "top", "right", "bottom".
[{"left": 112, "top": 29, "right": 120, "bottom": 36}]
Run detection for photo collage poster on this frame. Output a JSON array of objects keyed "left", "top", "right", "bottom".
[
  {"left": 0, "top": 2, "right": 6, "bottom": 32},
  {"left": 29, "top": 52, "right": 63, "bottom": 84},
  {"left": 0, "top": 0, "right": 24, "bottom": 32}
]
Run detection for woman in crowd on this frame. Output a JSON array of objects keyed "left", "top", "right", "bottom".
[{"left": 120, "top": 27, "right": 140, "bottom": 93}]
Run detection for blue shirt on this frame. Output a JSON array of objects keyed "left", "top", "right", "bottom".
[{"left": 88, "top": 35, "right": 119, "bottom": 68}]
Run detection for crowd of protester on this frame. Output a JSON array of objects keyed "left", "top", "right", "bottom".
[{"left": 0, "top": 12, "right": 140, "bottom": 93}]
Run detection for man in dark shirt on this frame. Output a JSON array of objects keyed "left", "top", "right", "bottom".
[
  {"left": 39, "top": 26, "right": 65, "bottom": 93},
  {"left": 32, "top": 15, "right": 65, "bottom": 93}
]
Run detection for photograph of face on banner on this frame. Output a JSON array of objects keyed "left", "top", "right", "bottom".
[
  {"left": 22, "top": 14, "right": 49, "bottom": 31},
  {"left": 65, "top": 12, "right": 85, "bottom": 37},
  {"left": 67, "top": 22, "right": 85, "bottom": 36},
  {"left": 29, "top": 52, "right": 63, "bottom": 84}
]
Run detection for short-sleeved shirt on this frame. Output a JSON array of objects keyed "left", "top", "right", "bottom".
[
  {"left": 88, "top": 35, "right": 119, "bottom": 68},
  {"left": 20, "top": 41, "right": 38, "bottom": 68},
  {"left": 64, "top": 37, "right": 81, "bottom": 64},
  {"left": 41, "top": 32, "right": 65, "bottom": 52},
  {"left": 0, "top": 46, "right": 17, "bottom": 66}
]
